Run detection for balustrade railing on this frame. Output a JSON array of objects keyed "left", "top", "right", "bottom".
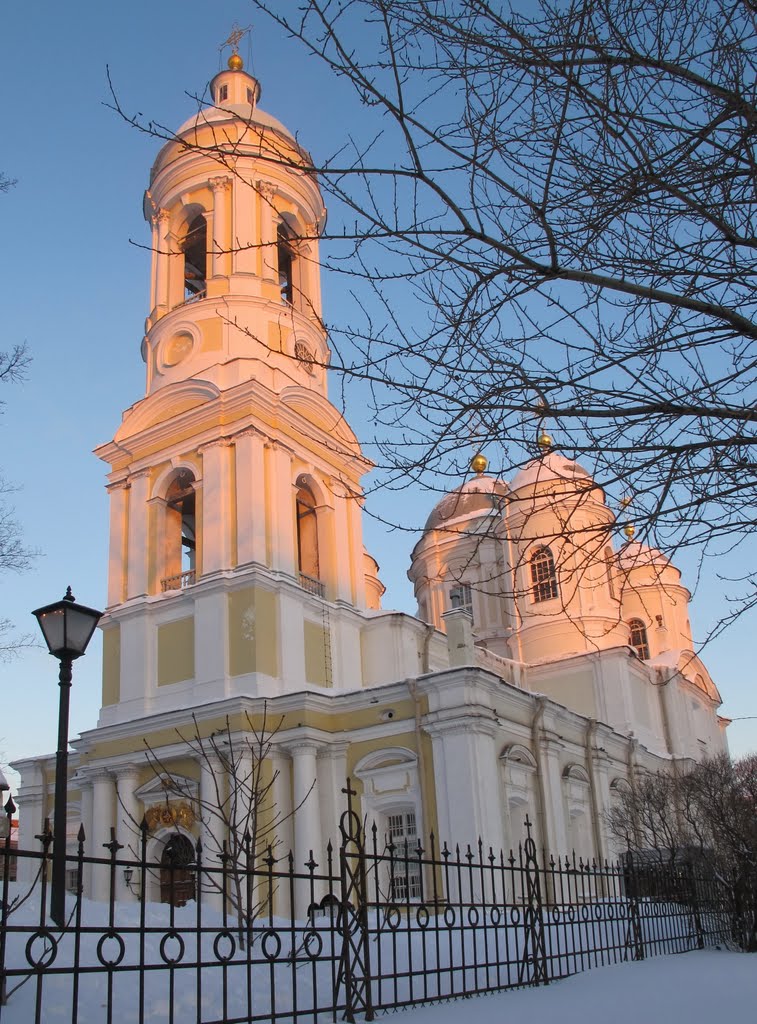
[{"left": 161, "top": 569, "right": 196, "bottom": 592}]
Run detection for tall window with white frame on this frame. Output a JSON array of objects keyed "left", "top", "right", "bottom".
[
  {"left": 530, "top": 545, "right": 559, "bottom": 602},
  {"left": 628, "top": 618, "right": 650, "bottom": 659},
  {"left": 386, "top": 810, "right": 422, "bottom": 901},
  {"left": 449, "top": 582, "right": 473, "bottom": 620}
]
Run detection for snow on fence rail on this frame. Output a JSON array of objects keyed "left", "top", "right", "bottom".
[{"left": 0, "top": 787, "right": 737, "bottom": 1024}]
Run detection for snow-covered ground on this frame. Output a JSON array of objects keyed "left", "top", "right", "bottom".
[{"left": 403, "top": 949, "right": 757, "bottom": 1024}]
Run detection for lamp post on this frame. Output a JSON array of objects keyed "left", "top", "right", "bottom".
[{"left": 32, "top": 587, "right": 102, "bottom": 928}]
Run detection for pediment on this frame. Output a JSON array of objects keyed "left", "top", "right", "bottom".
[
  {"left": 114, "top": 380, "right": 221, "bottom": 443},
  {"left": 134, "top": 772, "right": 198, "bottom": 807},
  {"left": 279, "top": 387, "right": 360, "bottom": 450}
]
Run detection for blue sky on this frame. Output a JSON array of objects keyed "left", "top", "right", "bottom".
[{"left": 0, "top": 2, "right": 754, "bottom": 791}]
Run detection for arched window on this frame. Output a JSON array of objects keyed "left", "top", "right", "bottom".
[
  {"left": 182, "top": 214, "right": 207, "bottom": 300},
  {"left": 277, "top": 222, "right": 295, "bottom": 304},
  {"left": 296, "top": 481, "right": 320, "bottom": 589},
  {"left": 629, "top": 618, "right": 650, "bottom": 659},
  {"left": 162, "top": 471, "right": 196, "bottom": 591},
  {"left": 530, "top": 546, "right": 559, "bottom": 602}
]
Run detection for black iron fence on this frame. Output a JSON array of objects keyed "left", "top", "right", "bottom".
[{"left": 0, "top": 784, "right": 741, "bottom": 1024}]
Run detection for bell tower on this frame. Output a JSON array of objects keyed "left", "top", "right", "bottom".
[{"left": 95, "top": 52, "right": 382, "bottom": 726}]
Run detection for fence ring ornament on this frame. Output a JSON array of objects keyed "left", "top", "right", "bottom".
[
  {"left": 386, "top": 905, "right": 402, "bottom": 931},
  {"left": 443, "top": 905, "right": 456, "bottom": 928},
  {"left": 618, "top": 903, "right": 628, "bottom": 919},
  {"left": 304, "top": 929, "right": 323, "bottom": 959},
  {"left": 467, "top": 907, "right": 480, "bottom": 927},
  {"left": 566, "top": 905, "right": 576, "bottom": 922},
  {"left": 551, "top": 906, "right": 561, "bottom": 922},
  {"left": 581, "top": 905, "right": 590, "bottom": 921},
  {"left": 509, "top": 906, "right": 521, "bottom": 925},
  {"left": 213, "top": 930, "right": 237, "bottom": 963},
  {"left": 262, "top": 929, "right": 282, "bottom": 961},
  {"left": 416, "top": 906, "right": 429, "bottom": 929},
  {"left": 489, "top": 906, "right": 501, "bottom": 926},
  {"left": 96, "top": 930, "right": 126, "bottom": 969},
  {"left": 594, "top": 905, "right": 603, "bottom": 920},
  {"left": 25, "top": 929, "right": 58, "bottom": 971},
  {"left": 607, "top": 905, "right": 615, "bottom": 920},
  {"left": 159, "top": 930, "right": 186, "bottom": 966}
]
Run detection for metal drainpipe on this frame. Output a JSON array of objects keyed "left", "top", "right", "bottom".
[
  {"left": 585, "top": 718, "right": 605, "bottom": 865},
  {"left": 500, "top": 496, "right": 524, "bottom": 664},
  {"left": 409, "top": 623, "right": 436, "bottom": 838}
]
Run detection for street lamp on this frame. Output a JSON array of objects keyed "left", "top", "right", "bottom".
[{"left": 32, "top": 586, "right": 102, "bottom": 928}]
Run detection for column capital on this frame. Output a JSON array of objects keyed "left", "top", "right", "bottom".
[
  {"left": 256, "top": 180, "right": 276, "bottom": 201},
  {"left": 152, "top": 208, "right": 170, "bottom": 229},
  {"left": 209, "top": 175, "right": 232, "bottom": 192},
  {"left": 234, "top": 426, "right": 267, "bottom": 444},
  {"left": 127, "top": 468, "right": 151, "bottom": 485},
  {"left": 198, "top": 437, "right": 233, "bottom": 455}
]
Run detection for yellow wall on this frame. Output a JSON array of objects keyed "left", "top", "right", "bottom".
[
  {"left": 228, "top": 587, "right": 279, "bottom": 677},
  {"left": 157, "top": 617, "right": 195, "bottom": 685},
  {"left": 101, "top": 626, "right": 121, "bottom": 706},
  {"left": 304, "top": 620, "right": 331, "bottom": 686}
]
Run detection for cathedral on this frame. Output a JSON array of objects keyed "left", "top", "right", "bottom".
[{"left": 13, "top": 51, "right": 727, "bottom": 909}]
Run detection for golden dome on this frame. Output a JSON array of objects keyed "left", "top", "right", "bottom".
[
  {"left": 537, "top": 430, "right": 553, "bottom": 450},
  {"left": 470, "top": 453, "right": 488, "bottom": 475},
  {"left": 623, "top": 523, "right": 636, "bottom": 540},
  {"left": 228, "top": 53, "right": 244, "bottom": 71}
]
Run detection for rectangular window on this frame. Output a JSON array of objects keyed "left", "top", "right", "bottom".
[
  {"left": 218, "top": 84, "right": 228, "bottom": 102},
  {"left": 386, "top": 810, "right": 421, "bottom": 901},
  {"left": 449, "top": 583, "right": 473, "bottom": 620}
]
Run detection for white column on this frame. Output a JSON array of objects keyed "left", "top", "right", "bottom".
[
  {"left": 256, "top": 181, "right": 277, "bottom": 281},
  {"left": 79, "top": 778, "right": 94, "bottom": 897},
  {"left": 317, "top": 743, "right": 348, "bottom": 856},
  {"left": 154, "top": 209, "right": 170, "bottom": 313},
  {"left": 331, "top": 483, "right": 353, "bottom": 602},
  {"left": 199, "top": 439, "right": 233, "bottom": 575},
  {"left": 199, "top": 755, "right": 225, "bottom": 910},
  {"left": 90, "top": 771, "right": 115, "bottom": 902},
  {"left": 234, "top": 429, "right": 268, "bottom": 566},
  {"left": 106, "top": 479, "right": 128, "bottom": 607},
  {"left": 234, "top": 175, "right": 260, "bottom": 278},
  {"left": 266, "top": 442, "right": 296, "bottom": 576},
  {"left": 289, "top": 742, "right": 322, "bottom": 917},
  {"left": 538, "top": 737, "right": 569, "bottom": 856},
  {"left": 347, "top": 493, "right": 366, "bottom": 608},
  {"left": 210, "top": 177, "right": 231, "bottom": 278},
  {"left": 424, "top": 718, "right": 504, "bottom": 855},
  {"left": 114, "top": 766, "right": 142, "bottom": 902},
  {"left": 126, "top": 470, "right": 151, "bottom": 599},
  {"left": 270, "top": 749, "right": 293, "bottom": 918}
]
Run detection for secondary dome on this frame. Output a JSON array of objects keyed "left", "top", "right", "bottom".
[
  {"left": 510, "top": 451, "right": 593, "bottom": 492},
  {"left": 424, "top": 475, "right": 508, "bottom": 531},
  {"left": 616, "top": 539, "right": 674, "bottom": 572}
]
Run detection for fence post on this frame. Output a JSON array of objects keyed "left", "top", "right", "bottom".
[
  {"left": 0, "top": 796, "right": 15, "bottom": 1006},
  {"left": 337, "top": 780, "right": 374, "bottom": 1022},
  {"left": 687, "top": 862, "right": 704, "bottom": 950},
  {"left": 519, "top": 817, "right": 548, "bottom": 986},
  {"left": 624, "top": 852, "right": 645, "bottom": 961}
]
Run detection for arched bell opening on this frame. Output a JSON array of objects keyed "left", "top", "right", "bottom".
[
  {"left": 182, "top": 213, "right": 207, "bottom": 301},
  {"left": 296, "top": 478, "right": 321, "bottom": 593},
  {"left": 161, "top": 470, "right": 197, "bottom": 592}
]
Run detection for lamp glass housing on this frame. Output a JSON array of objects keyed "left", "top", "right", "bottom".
[{"left": 32, "top": 592, "right": 102, "bottom": 659}]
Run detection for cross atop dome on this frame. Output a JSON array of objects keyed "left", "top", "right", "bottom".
[{"left": 220, "top": 23, "right": 251, "bottom": 71}]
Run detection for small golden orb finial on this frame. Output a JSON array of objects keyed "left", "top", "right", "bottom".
[
  {"left": 623, "top": 523, "right": 636, "bottom": 540},
  {"left": 537, "top": 429, "right": 553, "bottom": 451},
  {"left": 228, "top": 52, "right": 244, "bottom": 71},
  {"left": 620, "top": 494, "right": 632, "bottom": 509},
  {"left": 470, "top": 453, "right": 488, "bottom": 475}
]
